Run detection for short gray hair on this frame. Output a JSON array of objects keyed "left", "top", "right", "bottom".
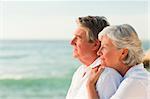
[
  {"left": 77, "top": 16, "right": 110, "bottom": 43},
  {"left": 99, "top": 24, "right": 144, "bottom": 67}
]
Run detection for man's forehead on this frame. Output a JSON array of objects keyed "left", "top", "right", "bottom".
[{"left": 74, "top": 27, "right": 87, "bottom": 36}]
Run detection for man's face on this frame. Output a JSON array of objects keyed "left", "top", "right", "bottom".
[
  {"left": 97, "top": 35, "right": 123, "bottom": 68},
  {"left": 70, "top": 27, "right": 94, "bottom": 60}
]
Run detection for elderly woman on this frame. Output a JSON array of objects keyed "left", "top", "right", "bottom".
[{"left": 86, "top": 24, "right": 150, "bottom": 99}]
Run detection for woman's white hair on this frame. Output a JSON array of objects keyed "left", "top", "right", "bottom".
[{"left": 99, "top": 24, "right": 144, "bottom": 67}]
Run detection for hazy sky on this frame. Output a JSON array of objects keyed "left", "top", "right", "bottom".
[{"left": 0, "top": 0, "right": 149, "bottom": 40}]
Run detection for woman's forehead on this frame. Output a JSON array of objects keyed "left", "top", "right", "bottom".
[
  {"left": 98, "top": 35, "right": 103, "bottom": 41},
  {"left": 98, "top": 34, "right": 107, "bottom": 41},
  {"left": 100, "top": 35, "right": 114, "bottom": 47}
]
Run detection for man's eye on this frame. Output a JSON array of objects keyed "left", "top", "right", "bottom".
[{"left": 77, "top": 37, "right": 82, "bottom": 39}]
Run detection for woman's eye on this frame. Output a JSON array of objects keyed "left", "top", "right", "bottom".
[{"left": 101, "top": 46, "right": 106, "bottom": 50}]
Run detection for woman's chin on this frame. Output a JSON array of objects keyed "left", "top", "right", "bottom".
[{"left": 100, "top": 60, "right": 106, "bottom": 66}]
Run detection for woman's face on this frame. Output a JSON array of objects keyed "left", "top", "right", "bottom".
[{"left": 97, "top": 35, "right": 123, "bottom": 68}]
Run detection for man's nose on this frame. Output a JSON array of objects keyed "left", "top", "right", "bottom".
[{"left": 70, "top": 37, "right": 75, "bottom": 45}]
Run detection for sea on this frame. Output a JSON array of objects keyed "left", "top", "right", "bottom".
[{"left": 0, "top": 40, "right": 149, "bottom": 99}]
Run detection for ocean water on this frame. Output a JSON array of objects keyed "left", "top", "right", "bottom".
[
  {"left": 0, "top": 40, "right": 149, "bottom": 99},
  {"left": 0, "top": 40, "right": 79, "bottom": 99}
]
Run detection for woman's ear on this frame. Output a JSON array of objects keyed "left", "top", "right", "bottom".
[
  {"left": 92, "top": 40, "right": 101, "bottom": 51},
  {"left": 120, "top": 48, "right": 128, "bottom": 60}
]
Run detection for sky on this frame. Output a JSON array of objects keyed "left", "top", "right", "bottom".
[{"left": 0, "top": 0, "right": 149, "bottom": 40}]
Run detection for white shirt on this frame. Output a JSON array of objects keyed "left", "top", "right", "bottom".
[
  {"left": 110, "top": 63, "right": 150, "bottom": 99},
  {"left": 66, "top": 58, "right": 122, "bottom": 99}
]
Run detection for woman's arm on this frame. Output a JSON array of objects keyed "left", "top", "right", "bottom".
[
  {"left": 86, "top": 83, "right": 99, "bottom": 99},
  {"left": 86, "top": 66, "right": 105, "bottom": 99}
]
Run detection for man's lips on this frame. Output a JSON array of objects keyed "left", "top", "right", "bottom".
[{"left": 73, "top": 48, "right": 77, "bottom": 52}]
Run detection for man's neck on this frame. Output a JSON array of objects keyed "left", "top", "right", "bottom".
[{"left": 80, "top": 55, "right": 99, "bottom": 67}]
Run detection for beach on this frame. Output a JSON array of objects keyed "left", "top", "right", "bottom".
[{"left": 0, "top": 40, "right": 149, "bottom": 99}]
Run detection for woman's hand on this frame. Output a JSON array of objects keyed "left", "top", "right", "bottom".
[
  {"left": 86, "top": 66, "right": 105, "bottom": 99},
  {"left": 87, "top": 66, "right": 105, "bottom": 86}
]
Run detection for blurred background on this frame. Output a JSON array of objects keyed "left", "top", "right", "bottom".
[{"left": 0, "top": 0, "right": 149, "bottom": 99}]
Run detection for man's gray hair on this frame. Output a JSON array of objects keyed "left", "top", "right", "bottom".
[
  {"left": 77, "top": 16, "right": 110, "bottom": 43},
  {"left": 99, "top": 24, "right": 144, "bottom": 67}
]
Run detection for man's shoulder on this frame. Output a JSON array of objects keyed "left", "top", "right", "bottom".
[
  {"left": 96, "top": 67, "right": 123, "bottom": 87},
  {"left": 72, "top": 65, "right": 84, "bottom": 77},
  {"left": 102, "top": 67, "right": 122, "bottom": 78},
  {"left": 95, "top": 67, "right": 123, "bottom": 99},
  {"left": 75, "top": 65, "right": 84, "bottom": 73}
]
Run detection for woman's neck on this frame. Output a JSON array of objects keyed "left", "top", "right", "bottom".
[{"left": 117, "top": 63, "right": 130, "bottom": 77}]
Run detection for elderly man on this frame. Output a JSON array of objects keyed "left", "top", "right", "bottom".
[
  {"left": 66, "top": 16, "right": 123, "bottom": 99},
  {"left": 87, "top": 24, "right": 150, "bottom": 99}
]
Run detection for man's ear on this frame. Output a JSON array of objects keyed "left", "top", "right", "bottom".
[
  {"left": 92, "top": 40, "right": 101, "bottom": 51},
  {"left": 120, "top": 48, "right": 128, "bottom": 60}
]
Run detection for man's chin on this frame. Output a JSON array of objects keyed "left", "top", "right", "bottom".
[{"left": 73, "top": 55, "right": 78, "bottom": 58}]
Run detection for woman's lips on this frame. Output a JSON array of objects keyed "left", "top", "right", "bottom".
[{"left": 100, "top": 58, "right": 105, "bottom": 66}]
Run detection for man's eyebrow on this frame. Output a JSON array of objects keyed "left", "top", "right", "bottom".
[{"left": 75, "top": 34, "right": 82, "bottom": 38}]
